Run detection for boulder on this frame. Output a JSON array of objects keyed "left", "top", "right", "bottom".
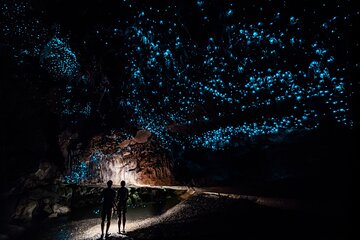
[
  {"left": 133, "top": 130, "right": 151, "bottom": 143},
  {"left": 57, "top": 185, "right": 73, "bottom": 201},
  {"left": 123, "top": 151, "right": 131, "bottom": 157},
  {"left": 13, "top": 200, "right": 38, "bottom": 220},
  {"left": 34, "top": 162, "right": 57, "bottom": 180},
  {"left": 52, "top": 203, "right": 70, "bottom": 215},
  {"left": 23, "top": 201, "right": 37, "bottom": 218},
  {"left": 43, "top": 204, "right": 53, "bottom": 215},
  {"left": 119, "top": 139, "right": 131, "bottom": 148},
  {"left": 48, "top": 213, "right": 58, "bottom": 218}
]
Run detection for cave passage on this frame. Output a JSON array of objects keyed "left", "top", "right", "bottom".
[{"left": 0, "top": 0, "right": 356, "bottom": 239}]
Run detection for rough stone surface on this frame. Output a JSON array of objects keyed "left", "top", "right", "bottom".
[
  {"left": 43, "top": 204, "right": 53, "bottom": 215},
  {"left": 133, "top": 130, "right": 152, "bottom": 144},
  {"left": 119, "top": 139, "right": 131, "bottom": 148},
  {"left": 52, "top": 203, "right": 70, "bottom": 215},
  {"left": 48, "top": 213, "right": 58, "bottom": 218},
  {"left": 34, "top": 162, "right": 58, "bottom": 180},
  {"left": 13, "top": 200, "right": 37, "bottom": 220},
  {"left": 61, "top": 129, "right": 174, "bottom": 186}
]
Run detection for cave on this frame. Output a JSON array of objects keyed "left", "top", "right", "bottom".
[{"left": 0, "top": 1, "right": 357, "bottom": 240}]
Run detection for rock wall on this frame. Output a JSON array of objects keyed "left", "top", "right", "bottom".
[{"left": 59, "top": 129, "right": 174, "bottom": 186}]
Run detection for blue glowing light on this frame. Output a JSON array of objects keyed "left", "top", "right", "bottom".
[
  {"left": 0, "top": 1, "right": 354, "bottom": 151},
  {"left": 40, "top": 36, "right": 80, "bottom": 79},
  {"left": 64, "top": 162, "right": 89, "bottom": 184},
  {"left": 119, "top": 4, "right": 353, "bottom": 150}
]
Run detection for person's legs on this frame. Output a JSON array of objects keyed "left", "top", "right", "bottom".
[
  {"left": 105, "top": 210, "right": 111, "bottom": 235},
  {"left": 122, "top": 207, "right": 127, "bottom": 232},
  {"left": 122, "top": 205, "right": 127, "bottom": 232},
  {"left": 117, "top": 208, "right": 122, "bottom": 233},
  {"left": 101, "top": 210, "right": 106, "bottom": 236}
]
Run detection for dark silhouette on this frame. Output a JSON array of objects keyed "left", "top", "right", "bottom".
[
  {"left": 153, "top": 189, "right": 166, "bottom": 215},
  {"left": 116, "top": 180, "right": 129, "bottom": 233},
  {"left": 100, "top": 180, "right": 116, "bottom": 238}
]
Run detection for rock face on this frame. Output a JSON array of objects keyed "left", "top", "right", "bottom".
[
  {"left": 6, "top": 166, "right": 77, "bottom": 227},
  {"left": 95, "top": 130, "right": 173, "bottom": 186},
  {"left": 13, "top": 200, "right": 38, "bottom": 220},
  {"left": 34, "top": 162, "right": 58, "bottom": 180},
  {"left": 59, "top": 129, "right": 174, "bottom": 186},
  {"left": 52, "top": 203, "right": 70, "bottom": 215},
  {"left": 118, "top": 139, "right": 131, "bottom": 148},
  {"left": 133, "top": 130, "right": 152, "bottom": 143}
]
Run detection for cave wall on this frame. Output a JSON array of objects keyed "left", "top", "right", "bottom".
[{"left": 59, "top": 129, "right": 174, "bottom": 186}]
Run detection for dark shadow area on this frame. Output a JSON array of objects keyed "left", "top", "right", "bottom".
[{"left": 129, "top": 194, "right": 351, "bottom": 240}]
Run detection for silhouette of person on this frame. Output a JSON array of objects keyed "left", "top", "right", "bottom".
[
  {"left": 116, "top": 180, "right": 129, "bottom": 233},
  {"left": 100, "top": 180, "right": 116, "bottom": 238}
]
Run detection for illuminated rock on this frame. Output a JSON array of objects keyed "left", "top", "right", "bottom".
[
  {"left": 74, "top": 132, "right": 175, "bottom": 186},
  {"left": 123, "top": 151, "right": 131, "bottom": 157},
  {"left": 52, "top": 203, "right": 70, "bottom": 215},
  {"left": 119, "top": 139, "right": 131, "bottom": 148},
  {"left": 133, "top": 130, "right": 152, "bottom": 143}
]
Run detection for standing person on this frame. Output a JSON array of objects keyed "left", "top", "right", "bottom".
[
  {"left": 117, "top": 180, "right": 129, "bottom": 233},
  {"left": 100, "top": 180, "right": 116, "bottom": 238}
]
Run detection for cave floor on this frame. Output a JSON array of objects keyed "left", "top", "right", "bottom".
[{"left": 32, "top": 186, "right": 350, "bottom": 240}]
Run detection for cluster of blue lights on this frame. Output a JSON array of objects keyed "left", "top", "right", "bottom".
[
  {"left": 64, "top": 150, "right": 105, "bottom": 183},
  {"left": 1, "top": 1, "right": 355, "bottom": 151},
  {"left": 118, "top": 2, "right": 353, "bottom": 150},
  {"left": 0, "top": 0, "right": 47, "bottom": 56},
  {"left": 64, "top": 162, "right": 88, "bottom": 184},
  {"left": 40, "top": 36, "right": 80, "bottom": 80},
  {"left": 0, "top": 2, "right": 79, "bottom": 80},
  {"left": 191, "top": 112, "right": 317, "bottom": 150},
  {"left": 61, "top": 98, "right": 92, "bottom": 117},
  {"left": 90, "top": 150, "right": 104, "bottom": 165}
]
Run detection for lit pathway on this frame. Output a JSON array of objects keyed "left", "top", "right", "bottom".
[{"left": 80, "top": 185, "right": 300, "bottom": 240}]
